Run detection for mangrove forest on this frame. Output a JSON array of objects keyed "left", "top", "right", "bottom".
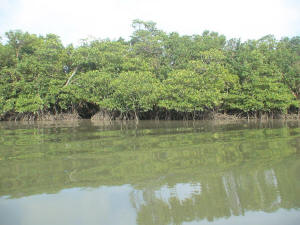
[{"left": 0, "top": 20, "right": 300, "bottom": 120}]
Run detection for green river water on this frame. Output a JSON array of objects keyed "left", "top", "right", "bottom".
[{"left": 0, "top": 120, "right": 299, "bottom": 225}]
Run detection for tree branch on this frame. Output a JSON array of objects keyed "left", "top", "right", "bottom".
[{"left": 64, "top": 66, "right": 78, "bottom": 87}]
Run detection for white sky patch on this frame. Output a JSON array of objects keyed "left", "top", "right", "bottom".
[{"left": 0, "top": 0, "right": 299, "bottom": 45}]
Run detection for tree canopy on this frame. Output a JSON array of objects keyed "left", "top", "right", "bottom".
[{"left": 0, "top": 20, "right": 299, "bottom": 120}]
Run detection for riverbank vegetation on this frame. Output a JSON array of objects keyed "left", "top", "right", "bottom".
[{"left": 0, "top": 20, "right": 300, "bottom": 120}]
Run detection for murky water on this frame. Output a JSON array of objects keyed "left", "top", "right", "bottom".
[{"left": 0, "top": 120, "right": 300, "bottom": 225}]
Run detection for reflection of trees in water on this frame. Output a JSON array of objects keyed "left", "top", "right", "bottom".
[
  {"left": 133, "top": 159, "right": 300, "bottom": 225},
  {"left": 1, "top": 126, "right": 300, "bottom": 199}
]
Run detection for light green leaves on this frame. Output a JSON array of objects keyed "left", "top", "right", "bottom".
[
  {"left": 111, "top": 72, "right": 160, "bottom": 114},
  {"left": 0, "top": 23, "right": 299, "bottom": 120}
]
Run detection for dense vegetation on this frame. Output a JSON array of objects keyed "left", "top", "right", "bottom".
[{"left": 1, "top": 20, "right": 300, "bottom": 120}]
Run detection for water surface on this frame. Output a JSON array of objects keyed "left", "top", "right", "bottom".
[{"left": 0, "top": 120, "right": 300, "bottom": 225}]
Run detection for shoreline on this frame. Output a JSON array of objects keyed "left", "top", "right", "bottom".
[{"left": 1, "top": 112, "right": 299, "bottom": 122}]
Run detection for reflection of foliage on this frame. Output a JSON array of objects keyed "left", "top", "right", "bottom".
[
  {"left": 135, "top": 157, "right": 300, "bottom": 225},
  {"left": 0, "top": 121, "right": 299, "bottom": 224}
]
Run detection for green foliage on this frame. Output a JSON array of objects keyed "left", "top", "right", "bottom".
[
  {"left": 225, "top": 76, "right": 296, "bottom": 113},
  {"left": 110, "top": 71, "right": 160, "bottom": 117},
  {"left": 160, "top": 65, "right": 237, "bottom": 113},
  {"left": 159, "top": 69, "right": 215, "bottom": 112},
  {"left": 15, "top": 94, "right": 43, "bottom": 113},
  {"left": 0, "top": 22, "right": 299, "bottom": 120},
  {"left": 72, "top": 70, "right": 114, "bottom": 108}
]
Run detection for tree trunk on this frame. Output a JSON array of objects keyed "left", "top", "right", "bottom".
[{"left": 134, "top": 110, "right": 139, "bottom": 123}]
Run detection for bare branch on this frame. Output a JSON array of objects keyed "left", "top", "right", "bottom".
[{"left": 64, "top": 66, "right": 78, "bottom": 87}]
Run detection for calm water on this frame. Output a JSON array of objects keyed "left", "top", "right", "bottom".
[{"left": 0, "top": 120, "right": 300, "bottom": 225}]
